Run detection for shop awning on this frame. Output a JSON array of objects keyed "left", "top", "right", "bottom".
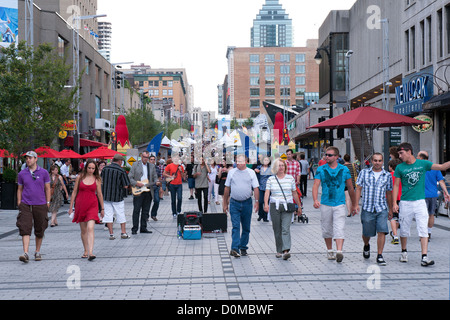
[
  {"left": 423, "top": 91, "right": 450, "bottom": 111},
  {"left": 64, "top": 136, "right": 108, "bottom": 148}
]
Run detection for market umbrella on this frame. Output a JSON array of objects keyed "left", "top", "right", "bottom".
[
  {"left": 34, "top": 146, "right": 63, "bottom": 158},
  {"left": 80, "top": 147, "right": 124, "bottom": 160},
  {"left": 308, "top": 106, "right": 429, "bottom": 164},
  {"left": 0, "top": 149, "right": 14, "bottom": 158},
  {"left": 58, "top": 149, "right": 82, "bottom": 159}
]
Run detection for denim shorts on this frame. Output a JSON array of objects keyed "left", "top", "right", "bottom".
[{"left": 360, "top": 209, "right": 389, "bottom": 237}]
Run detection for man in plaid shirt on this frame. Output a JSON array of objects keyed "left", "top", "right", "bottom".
[
  {"left": 286, "top": 149, "right": 300, "bottom": 186},
  {"left": 355, "top": 153, "right": 393, "bottom": 266}
]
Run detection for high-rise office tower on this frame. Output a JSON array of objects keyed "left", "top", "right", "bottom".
[
  {"left": 251, "top": 0, "right": 293, "bottom": 47},
  {"left": 98, "top": 21, "right": 112, "bottom": 61}
]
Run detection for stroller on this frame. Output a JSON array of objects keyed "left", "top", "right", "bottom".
[{"left": 295, "top": 185, "right": 308, "bottom": 224}]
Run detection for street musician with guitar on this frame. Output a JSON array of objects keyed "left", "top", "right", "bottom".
[{"left": 128, "top": 151, "right": 160, "bottom": 234}]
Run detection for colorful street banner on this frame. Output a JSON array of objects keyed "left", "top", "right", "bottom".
[
  {"left": 0, "top": 0, "right": 18, "bottom": 48},
  {"left": 147, "top": 131, "right": 163, "bottom": 156}
]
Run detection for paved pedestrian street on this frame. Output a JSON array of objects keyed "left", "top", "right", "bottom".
[{"left": 0, "top": 182, "right": 449, "bottom": 301}]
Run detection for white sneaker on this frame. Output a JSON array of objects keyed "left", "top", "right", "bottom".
[
  {"left": 421, "top": 256, "right": 435, "bottom": 267},
  {"left": 399, "top": 251, "right": 408, "bottom": 263},
  {"left": 327, "top": 250, "right": 336, "bottom": 260}
]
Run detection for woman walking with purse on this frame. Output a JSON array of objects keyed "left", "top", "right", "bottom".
[
  {"left": 264, "top": 158, "right": 302, "bottom": 260},
  {"left": 49, "top": 165, "right": 69, "bottom": 227},
  {"left": 69, "top": 159, "right": 104, "bottom": 261}
]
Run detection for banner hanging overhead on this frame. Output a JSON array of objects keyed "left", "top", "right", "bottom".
[{"left": 0, "top": 0, "right": 18, "bottom": 48}]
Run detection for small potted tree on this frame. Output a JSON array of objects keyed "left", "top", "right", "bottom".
[{"left": 1, "top": 167, "right": 17, "bottom": 209}]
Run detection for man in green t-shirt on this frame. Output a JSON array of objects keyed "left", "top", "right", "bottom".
[{"left": 393, "top": 142, "right": 450, "bottom": 267}]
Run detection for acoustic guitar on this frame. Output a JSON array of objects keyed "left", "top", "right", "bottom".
[{"left": 132, "top": 179, "right": 151, "bottom": 196}]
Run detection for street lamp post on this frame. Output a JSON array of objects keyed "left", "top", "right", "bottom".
[
  {"left": 72, "top": 14, "right": 107, "bottom": 157},
  {"left": 315, "top": 43, "right": 334, "bottom": 146}
]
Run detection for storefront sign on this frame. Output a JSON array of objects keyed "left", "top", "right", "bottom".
[
  {"left": 412, "top": 114, "right": 433, "bottom": 133},
  {"left": 390, "top": 127, "right": 401, "bottom": 146},
  {"left": 395, "top": 76, "right": 429, "bottom": 105},
  {"left": 62, "top": 120, "right": 77, "bottom": 131},
  {"left": 394, "top": 68, "right": 433, "bottom": 116}
]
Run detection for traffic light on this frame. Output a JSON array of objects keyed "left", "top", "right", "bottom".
[
  {"left": 283, "top": 128, "right": 289, "bottom": 144},
  {"left": 318, "top": 117, "right": 326, "bottom": 139},
  {"left": 115, "top": 70, "right": 123, "bottom": 89},
  {"left": 110, "top": 131, "right": 117, "bottom": 151}
]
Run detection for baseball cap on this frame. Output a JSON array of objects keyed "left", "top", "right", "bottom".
[{"left": 25, "top": 151, "right": 37, "bottom": 158}]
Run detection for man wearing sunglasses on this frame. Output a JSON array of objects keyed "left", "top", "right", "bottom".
[
  {"left": 312, "top": 147, "right": 357, "bottom": 263},
  {"left": 16, "top": 151, "right": 51, "bottom": 263}
]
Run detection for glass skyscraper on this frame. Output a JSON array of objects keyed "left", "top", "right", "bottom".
[{"left": 251, "top": 0, "right": 293, "bottom": 47}]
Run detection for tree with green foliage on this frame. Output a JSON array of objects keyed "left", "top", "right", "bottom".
[{"left": 0, "top": 41, "right": 78, "bottom": 161}]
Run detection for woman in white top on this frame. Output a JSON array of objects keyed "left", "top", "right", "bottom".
[
  {"left": 264, "top": 158, "right": 302, "bottom": 260},
  {"left": 208, "top": 160, "right": 218, "bottom": 204}
]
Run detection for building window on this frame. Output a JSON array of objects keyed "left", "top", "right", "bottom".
[
  {"left": 280, "top": 76, "right": 290, "bottom": 86},
  {"left": 295, "top": 54, "right": 305, "bottom": 63},
  {"left": 250, "top": 54, "right": 260, "bottom": 63},
  {"left": 265, "top": 65, "right": 275, "bottom": 74},
  {"left": 296, "top": 77, "right": 306, "bottom": 85},
  {"left": 57, "top": 36, "right": 66, "bottom": 58},
  {"left": 280, "top": 54, "right": 290, "bottom": 62},
  {"left": 265, "top": 54, "right": 275, "bottom": 63},
  {"left": 250, "top": 65, "right": 260, "bottom": 74},
  {"left": 250, "top": 77, "right": 260, "bottom": 86},
  {"left": 250, "top": 88, "right": 260, "bottom": 96},
  {"left": 280, "top": 65, "right": 290, "bottom": 74},
  {"left": 168, "top": 81, "right": 173, "bottom": 87},
  {"left": 85, "top": 57, "right": 91, "bottom": 75},
  {"left": 250, "top": 100, "right": 260, "bottom": 108},
  {"left": 265, "top": 88, "right": 275, "bottom": 96},
  {"left": 296, "top": 65, "right": 305, "bottom": 74},
  {"left": 295, "top": 87, "right": 306, "bottom": 96},
  {"left": 265, "top": 77, "right": 275, "bottom": 85},
  {"left": 280, "top": 88, "right": 290, "bottom": 96}
]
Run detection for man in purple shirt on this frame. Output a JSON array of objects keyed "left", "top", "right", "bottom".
[{"left": 16, "top": 151, "right": 51, "bottom": 263}]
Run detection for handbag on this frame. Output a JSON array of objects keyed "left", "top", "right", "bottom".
[{"left": 274, "top": 176, "right": 297, "bottom": 213}]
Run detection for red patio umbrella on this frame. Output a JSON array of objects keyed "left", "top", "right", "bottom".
[
  {"left": 34, "top": 146, "right": 63, "bottom": 158},
  {"left": 0, "top": 149, "right": 14, "bottom": 158},
  {"left": 80, "top": 147, "right": 124, "bottom": 160},
  {"left": 58, "top": 149, "right": 82, "bottom": 159},
  {"left": 308, "top": 106, "right": 429, "bottom": 164},
  {"left": 308, "top": 106, "right": 427, "bottom": 130}
]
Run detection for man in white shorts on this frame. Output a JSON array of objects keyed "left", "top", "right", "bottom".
[
  {"left": 312, "top": 147, "right": 357, "bottom": 263},
  {"left": 101, "top": 154, "right": 132, "bottom": 239},
  {"left": 393, "top": 142, "right": 450, "bottom": 266}
]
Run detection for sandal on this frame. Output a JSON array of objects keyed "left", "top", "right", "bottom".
[
  {"left": 81, "top": 254, "right": 88, "bottom": 258},
  {"left": 88, "top": 255, "right": 96, "bottom": 261}
]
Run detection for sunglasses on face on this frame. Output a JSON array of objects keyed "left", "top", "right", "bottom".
[{"left": 325, "top": 153, "right": 336, "bottom": 157}]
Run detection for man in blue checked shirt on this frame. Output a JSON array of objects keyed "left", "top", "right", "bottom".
[{"left": 355, "top": 153, "right": 393, "bottom": 266}]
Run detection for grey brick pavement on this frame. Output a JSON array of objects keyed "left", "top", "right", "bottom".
[{"left": 0, "top": 181, "right": 449, "bottom": 300}]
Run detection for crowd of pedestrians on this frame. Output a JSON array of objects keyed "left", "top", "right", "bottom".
[{"left": 12, "top": 142, "right": 450, "bottom": 268}]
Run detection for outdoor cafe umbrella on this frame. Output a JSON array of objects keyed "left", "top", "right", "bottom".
[
  {"left": 34, "top": 146, "right": 63, "bottom": 158},
  {"left": 80, "top": 147, "right": 124, "bottom": 160},
  {"left": 308, "top": 105, "right": 428, "bottom": 164},
  {"left": 58, "top": 149, "right": 82, "bottom": 159}
]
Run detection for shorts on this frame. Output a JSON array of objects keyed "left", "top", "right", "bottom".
[
  {"left": 103, "top": 200, "right": 126, "bottom": 224},
  {"left": 16, "top": 203, "right": 49, "bottom": 238},
  {"left": 188, "top": 177, "right": 195, "bottom": 189},
  {"left": 425, "top": 197, "right": 437, "bottom": 216},
  {"left": 399, "top": 200, "right": 429, "bottom": 238},
  {"left": 360, "top": 209, "right": 389, "bottom": 237},
  {"left": 320, "top": 204, "right": 346, "bottom": 239}
]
